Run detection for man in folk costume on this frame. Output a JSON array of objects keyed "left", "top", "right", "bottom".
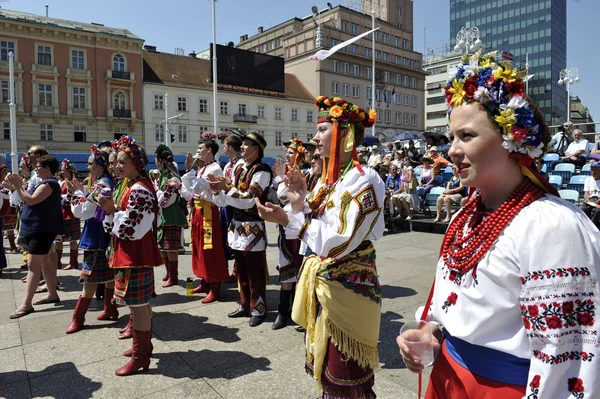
[
  {"left": 207, "top": 132, "right": 273, "bottom": 327},
  {"left": 57, "top": 159, "right": 81, "bottom": 270},
  {"left": 219, "top": 135, "right": 244, "bottom": 266},
  {"left": 270, "top": 138, "right": 307, "bottom": 330},
  {"left": 154, "top": 144, "right": 188, "bottom": 288},
  {"left": 98, "top": 136, "right": 163, "bottom": 376},
  {"left": 181, "top": 139, "right": 229, "bottom": 303},
  {"left": 257, "top": 96, "right": 384, "bottom": 397}
]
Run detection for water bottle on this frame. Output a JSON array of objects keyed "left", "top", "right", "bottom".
[{"left": 186, "top": 278, "right": 194, "bottom": 300}]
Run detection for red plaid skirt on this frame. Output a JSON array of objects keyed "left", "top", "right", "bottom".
[
  {"left": 80, "top": 250, "right": 114, "bottom": 284},
  {"left": 2, "top": 208, "right": 18, "bottom": 230},
  {"left": 159, "top": 225, "right": 182, "bottom": 251},
  {"left": 114, "top": 267, "right": 155, "bottom": 307},
  {"left": 62, "top": 218, "right": 82, "bottom": 242}
]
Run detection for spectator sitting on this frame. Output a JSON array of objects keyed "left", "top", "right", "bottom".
[
  {"left": 418, "top": 157, "right": 437, "bottom": 199},
  {"left": 549, "top": 122, "right": 573, "bottom": 155},
  {"left": 393, "top": 170, "right": 419, "bottom": 220},
  {"left": 368, "top": 145, "right": 382, "bottom": 168},
  {"left": 385, "top": 142, "right": 395, "bottom": 157},
  {"left": 589, "top": 141, "right": 600, "bottom": 161},
  {"left": 382, "top": 154, "right": 392, "bottom": 170},
  {"left": 406, "top": 140, "right": 421, "bottom": 167},
  {"left": 429, "top": 146, "right": 452, "bottom": 175},
  {"left": 392, "top": 150, "right": 404, "bottom": 168},
  {"left": 385, "top": 165, "right": 401, "bottom": 215},
  {"left": 535, "top": 157, "right": 548, "bottom": 179},
  {"left": 433, "top": 166, "right": 465, "bottom": 223},
  {"left": 377, "top": 166, "right": 388, "bottom": 182},
  {"left": 580, "top": 162, "right": 600, "bottom": 227},
  {"left": 550, "top": 129, "right": 588, "bottom": 169},
  {"left": 356, "top": 146, "right": 368, "bottom": 165}
]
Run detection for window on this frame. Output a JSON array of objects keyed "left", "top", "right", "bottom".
[
  {"left": 199, "top": 126, "right": 208, "bottom": 134},
  {"left": 411, "top": 78, "right": 417, "bottom": 88},
  {"left": 257, "top": 105, "right": 265, "bottom": 118},
  {"left": 1, "top": 81, "right": 8, "bottom": 103},
  {"left": 306, "top": 133, "right": 312, "bottom": 143},
  {"left": 275, "top": 131, "right": 282, "bottom": 147},
  {"left": 366, "top": 67, "right": 372, "bottom": 79},
  {"left": 154, "top": 94, "right": 164, "bottom": 110},
  {"left": 396, "top": 74, "right": 402, "bottom": 85},
  {"left": 383, "top": 90, "right": 390, "bottom": 103},
  {"left": 394, "top": 93, "right": 401, "bottom": 104},
  {"left": 155, "top": 124, "right": 164, "bottom": 143},
  {"left": 383, "top": 34, "right": 389, "bottom": 44},
  {"left": 331, "top": 39, "right": 337, "bottom": 47},
  {"left": 0, "top": 40, "right": 15, "bottom": 61},
  {"left": 352, "top": 85, "right": 360, "bottom": 98},
  {"left": 404, "top": 94, "right": 410, "bottom": 105},
  {"left": 113, "top": 127, "right": 128, "bottom": 140},
  {"left": 72, "top": 87, "right": 86, "bottom": 109},
  {"left": 411, "top": 95, "right": 417, "bottom": 107},
  {"left": 351, "top": 24, "right": 358, "bottom": 34},
  {"left": 351, "top": 44, "right": 358, "bottom": 54},
  {"left": 411, "top": 114, "right": 417, "bottom": 126},
  {"left": 220, "top": 101, "right": 228, "bottom": 115},
  {"left": 178, "top": 125, "right": 188, "bottom": 143},
  {"left": 342, "top": 84, "right": 349, "bottom": 96},
  {"left": 38, "top": 84, "right": 52, "bottom": 106},
  {"left": 1, "top": 122, "right": 9, "bottom": 139},
  {"left": 332, "top": 60, "right": 338, "bottom": 72},
  {"left": 404, "top": 113, "right": 410, "bottom": 125},
  {"left": 383, "top": 53, "right": 390, "bottom": 62},
  {"left": 332, "top": 82, "right": 339, "bottom": 94},
  {"left": 398, "top": 6, "right": 404, "bottom": 15},
  {"left": 257, "top": 130, "right": 265, "bottom": 137},
  {"left": 375, "top": 89, "right": 381, "bottom": 101},
  {"left": 365, "top": 48, "right": 371, "bottom": 57},
  {"left": 291, "top": 108, "right": 298, "bottom": 121},
  {"left": 275, "top": 106, "right": 282, "bottom": 120},
  {"left": 113, "top": 54, "right": 125, "bottom": 72},
  {"left": 238, "top": 103, "right": 247, "bottom": 116},
  {"left": 352, "top": 65, "right": 359, "bottom": 76},
  {"left": 177, "top": 96, "right": 187, "bottom": 112},
  {"left": 199, "top": 98, "right": 208, "bottom": 113},
  {"left": 74, "top": 125, "right": 87, "bottom": 142},
  {"left": 383, "top": 71, "right": 390, "bottom": 82},
  {"left": 375, "top": 51, "right": 380, "bottom": 60},
  {"left": 277, "top": 38, "right": 283, "bottom": 47},
  {"left": 114, "top": 92, "right": 126, "bottom": 110},
  {"left": 37, "top": 45, "right": 52, "bottom": 65},
  {"left": 402, "top": 39, "right": 408, "bottom": 49},
  {"left": 71, "top": 50, "right": 85, "bottom": 69},
  {"left": 40, "top": 123, "right": 53, "bottom": 140},
  {"left": 342, "top": 22, "right": 348, "bottom": 32},
  {"left": 343, "top": 63, "right": 349, "bottom": 74},
  {"left": 366, "top": 87, "right": 372, "bottom": 100},
  {"left": 404, "top": 76, "right": 410, "bottom": 86},
  {"left": 403, "top": 58, "right": 408, "bottom": 66},
  {"left": 384, "top": 110, "right": 391, "bottom": 123},
  {"left": 395, "top": 56, "right": 400, "bottom": 65},
  {"left": 307, "top": 110, "right": 313, "bottom": 123},
  {"left": 376, "top": 109, "right": 382, "bottom": 122},
  {"left": 375, "top": 32, "right": 380, "bottom": 41},
  {"left": 396, "top": 112, "right": 402, "bottom": 125},
  {"left": 410, "top": 60, "right": 416, "bottom": 68}
]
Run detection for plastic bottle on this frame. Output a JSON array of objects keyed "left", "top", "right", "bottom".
[{"left": 186, "top": 277, "right": 194, "bottom": 300}]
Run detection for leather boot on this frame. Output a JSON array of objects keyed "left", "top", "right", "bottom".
[
  {"left": 95, "top": 283, "right": 105, "bottom": 300},
  {"left": 66, "top": 296, "right": 92, "bottom": 334},
  {"left": 161, "top": 256, "right": 170, "bottom": 282},
  {"left": 119, "top": 313, "right": 134, "bottom": 340},
  {"left": 201, "top": 282, "right": 221, "bottom": 304},
  {"left": 97, "top": 288, "right": 119, "bottom": 321},
  {"left": 272, "top": 289, "right": 292, "bottom": 330},
  {"left": 56, "top": 248, "right": 63, "bottom": 269},
  {"left": 63, "top": 248, "right": 79, "bottom": 270},
  {"left": 115, "top": 330, "right": 151, "bottom": 376},
  {"left": 120, "top": 312, "right": 133, "bottom": 333},
  {"left": 192, "top": 279, "right": 210, "bottom": 294},
  {"left": 161, "top": 259, "right": 178, "bottom": 288},
  {"left": 124, "top": 320, "right": 153, "bottom": 357}
]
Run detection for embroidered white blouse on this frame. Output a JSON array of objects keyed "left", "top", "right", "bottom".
[
  {"left": 180, "top": 162, "right": 223, "bottom": 202},
  {"left": 427, "top": 195, "right": 600, "bottom": 397},
  {"left": 71, "top": 179, "right": 112, "bottom": 220}
]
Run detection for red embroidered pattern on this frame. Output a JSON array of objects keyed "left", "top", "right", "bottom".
[
  {"left": 521, "top": 299, "right": 595, "bottom": 331},
  {"left": 116, "top": 187, "right": 159, "bottom": 240},
  {"left": 533, "top": 349, "right": 594, "bottom": 364},
  {"left": 527, "top": 374, "right": 540, "bottom": 399},
  {"left": 521, "top": 267, "right": 591, "bottom": 284},
  {"left": 441, "top": 292, "right": 458, "bottom": 313},
  {"left": 441, "top": 263, "right": 478, "bottom": 287},
  {"left": 568, "top": 377, "right": 585, "bottom": 398}
]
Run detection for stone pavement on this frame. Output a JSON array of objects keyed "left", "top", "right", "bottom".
[{"left": 0, "top": 225, "right": 442, "bottom": 399}]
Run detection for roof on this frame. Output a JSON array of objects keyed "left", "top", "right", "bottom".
[
  {"left": 0, "top": 8, "right": 142, "bottom": 41},
  {"left": 143, "top": 50, "right": 313, "bottom": 102}
]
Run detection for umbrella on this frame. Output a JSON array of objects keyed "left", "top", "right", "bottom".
[
  {"left": 391, "top": 132, "right": 421, "bottom": 141},
  {"left": 420, "top": 131, "right": 449, "bottom": 144},
  {"left": 362, "top": 136, "right": 381, "bottom": 147}
]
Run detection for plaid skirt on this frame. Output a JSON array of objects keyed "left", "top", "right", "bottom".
[
  {"left": 62, "top": 218, "right": 82, "bottom": 242},
  {"left": 158, "top": 225, "right": 182, "bottom": 251},
  {"left": 79, "top": 250, "right": 114, "bottom": 284},
  {"left": 2, "top": 209, "right": 18, "bottom": 231},
  {"left": 114, "top": 267, "right": 155, "bottom": 307}
]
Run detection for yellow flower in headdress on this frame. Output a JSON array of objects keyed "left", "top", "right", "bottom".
[
  {"left": 493, "top": 65, "right": 518, "bottom": 83},
  {"left": 495, "top": 108, "right": 517, "bottom": 135},
  {"left": 359, "top": 111, "right": 366, "bottom": 119},
  {"left": 368, "top": 109, "right": 377, "bottom": 120},
  {"left": 329, "top": 105, "right": 344, "bottom": 118},
  {"left": 332, "top": 97, "right": 342, "bottom": 103},
  {"left": 324, "top": 98, "right": 331, "bottom": 106},
  {"left": 447, "top": 79, "right": 466, "bottom": 106},
  {"left": 479, "top": 58, "right": 492, "bottom": 68}
]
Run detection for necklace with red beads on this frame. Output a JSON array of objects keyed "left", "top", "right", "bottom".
[{"left": 441, "top": 177, "right": 544, "bottom": 274}]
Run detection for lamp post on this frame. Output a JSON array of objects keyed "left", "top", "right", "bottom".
[
  {"left": 453, "top": 26, "right": 483, "bottom": 54},
  {"left": 558, "top": 67, "right": 580, "bottom": 124}
]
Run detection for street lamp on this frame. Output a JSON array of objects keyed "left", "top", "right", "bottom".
[
  {"left": 558, "top": 67, "right": 580, "bottom": 123},
  {"left": 454, "top": 26, "right": 483, "bottom": 54}
]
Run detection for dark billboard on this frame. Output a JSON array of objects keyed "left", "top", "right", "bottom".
[{"left": 209, "top": 44, "right": 285, "bottom": 93}]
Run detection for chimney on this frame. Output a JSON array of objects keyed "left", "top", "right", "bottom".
[
  {"left": 240, "top": 35, "right": 245, "bottom": 42},
  {"left": 144, "top": 45, "right": 157, "bottom": 52},
  {"left": 189, "top": 51, "right": 197, "bottom": 58},
  {"left": 245, "top": 34, "right": 249, "bottom": 40},
  {"left": 258, "top": 26, "right": 263, "bottom": 34}
]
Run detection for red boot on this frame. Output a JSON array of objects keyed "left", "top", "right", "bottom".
[
  {"left": 161, "top": 257, "right": 170, "bottom": 282},
  {"left": 124, "top": 321, "right": 153, "bottom": 357},
  {"left": 192, "top": 280, "right": 209, "bottom": 294},
  {"left": 97, "top": 288, "right": 119, "bottom": 321},
  {"left": 119, "top": 313, "right": 134, "bottom": 339},
  {"left": 201, "top": 283, "right": 221, "bottom": 304},
  {"left": 115, "top": 330, "right": 151, "bottom": 376},
  {"left": 63, "top": 248, "right": 79, "bottom": 270},
  {"left": 66, "top": 296, "right": 92, "bottom": 334},
  {"left": 161, "top": 259, "right": 178, "bottom": 288}
]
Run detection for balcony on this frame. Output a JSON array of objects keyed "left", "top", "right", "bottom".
[
  {"left": 112, "top": 70, "right": 130, "bottom": 80},
  {"left": 233, "top": 114, "right": 258, "bottom": 123},
  {"left": 113, "top": 109, "right": 132, "bottom": 118}
]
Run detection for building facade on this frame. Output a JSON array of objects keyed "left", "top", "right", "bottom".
[
  {"left": 450, "top": 0, "right": 567, "bottom": 124},
  {"left": 236, "top": 1, "right": 426, "bottom": 142},
  {"left": 569, "top": 95, "right": 596, "bottom": 137},
  {"left": 143, "top": 49, "right": 315, "bottom": 159},
  {"left": 0, "top": 9, "right": 143, "bottom": 154}
]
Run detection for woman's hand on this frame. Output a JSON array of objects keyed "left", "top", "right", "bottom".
[
  {"left": 5, "top": 173, "right": 22, "bottom": 190},
  {"left": 396, "top": 323, "right": 442, "bottom": 374},
  {"left": 166, "top": 177, "right": 181, "bottom": 189},
  {"left": 65, "top": 178, "right": 83, "bottom": 194},
  {"left": 185, "top": 152, "right": 195, "bottom": 171},
  {"left": 97, "top": 195, "right": 117, "bottom": 214},
  {"left": 272, "top": 159, "right": 286, "bottom": 177},
  {"left": 285, "top": 167, "right": 308, "bottom": 213},
  {"left": 255, "top": 198, "right": 289, "bottom": 226}
]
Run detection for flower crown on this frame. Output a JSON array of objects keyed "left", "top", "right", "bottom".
[
  {"left": 315, "top": 96, "right": 375, "bottom": 130},
  {"left": 445, "top": 50, "right": 543, "bottom": 162},
  {"left": 20, "top": 153, "right": 30, "bottom": 167},
  {"left": 90, "top": 143, "right": 110, "bottom": 168},
  {"left": 287, "top": 137, "right": 306, "bottom": 166},
  {"left": 113, "top": 135, "right": 147, "bottom": 171}
]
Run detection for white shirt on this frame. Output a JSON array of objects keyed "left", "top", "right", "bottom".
[
  {"left": 583, "top": 176, "right": 600, "bottom": 196},
  {"left": 368, "top": 153, "right": 382, "bottom": 168},
  {"left": 565, "top": 139, "right": 589, "bottom": 156}
]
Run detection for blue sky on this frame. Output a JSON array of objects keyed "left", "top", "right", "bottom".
[{"left": 8, "top": 0, "right": 600, "bottom": 123}]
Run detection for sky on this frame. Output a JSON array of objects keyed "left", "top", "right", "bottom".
[{"left": 7, "top": 0, "right": 600, "bottom": 123}]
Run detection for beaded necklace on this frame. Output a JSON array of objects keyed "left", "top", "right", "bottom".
[{"left": 441, "top": 177, "right": 544, "bottom": 274}]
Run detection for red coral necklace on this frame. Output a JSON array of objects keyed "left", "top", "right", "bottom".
[{"left": 441, "top": 177, "right": 544, "bottom": 273}]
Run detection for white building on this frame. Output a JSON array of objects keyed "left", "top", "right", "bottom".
[
  {"left": 423, "top": 45, "right": 462, "bottom": 133},
  {"left": 142, "top": 47, "right": 315, "bottom": 158}
]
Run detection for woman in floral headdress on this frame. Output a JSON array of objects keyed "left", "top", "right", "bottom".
[
  {"left": 397, "top": 51, "right": 600, "bottom": 398},
  {"left": 64, "top": 145, "right": 116, "bottom": 334},
  {"left": 98, "top": 136, "right": 163, "bottom": 376},
  {"left": 56, "top": 158, "right": 81, "bottom": 270},
  {"left": 270, "top": 137, "right": 307, "bottom": 330},
  {"left": 257, "top": 96, "right": 384, "bottom": 398}
]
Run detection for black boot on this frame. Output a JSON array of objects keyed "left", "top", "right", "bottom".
[{"left": 272, "top": 288, "right": 292, "bottom": 330}]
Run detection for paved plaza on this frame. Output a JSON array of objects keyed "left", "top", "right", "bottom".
[{"left": 0, "top": 225, "right": 442, "bottom": 399}]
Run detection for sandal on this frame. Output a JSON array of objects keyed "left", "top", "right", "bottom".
[
  {"left": 33, "top": 297, "right": 61, "bottom": 305},
  {"left": 35, "top": 286, "right": 48, "bottom": 294},
  {"left": 9, "top": 307, "right": 35, "bottom": 319}
]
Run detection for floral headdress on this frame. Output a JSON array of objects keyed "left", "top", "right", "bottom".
[
  {"left": 90, "top": 143, "right": 110, "bottom": 168},
  {"left": 113, "top": 135, "right": 147, "bottom": 172},
  {"left": 285, "top": 137, "right": 307, "bottom": 166},
  {"left": 61, "top": 158, "right": 77, "bottom": 174},
  {"left": 20, "top": 153, "right": 30, "bottom": 168},
  {"left": 315, "top": 96, "right": 376, "bottom": 185}
]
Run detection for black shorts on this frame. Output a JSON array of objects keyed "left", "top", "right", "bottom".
[{"left": 23, "top": 232, "right": 57, "bottom": 255}]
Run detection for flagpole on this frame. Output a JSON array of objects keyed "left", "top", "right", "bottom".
[
  {"left": 371, "top": 2, "right": 376, "bottom": 137},
  {"left": 8, "top": 51, "right": 17, "bottom": 173},
  {"left": 212, "top": 0, "right": 218, "bottom": 134}
]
